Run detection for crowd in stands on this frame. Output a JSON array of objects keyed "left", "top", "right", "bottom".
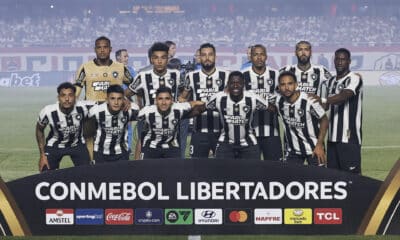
[{"left": 0, "top": 15, "right": 399, "bottom": 48}]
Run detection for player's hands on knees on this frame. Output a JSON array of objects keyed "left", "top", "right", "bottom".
[
  {"left": 122, "top": 98, "right": 131, "bottom": 112},
  {"left": 312, "top": 143, "right": 326, "bottom": 166},
  {"left": 39, "top": 155, "right": 50, "bottom": 172}
]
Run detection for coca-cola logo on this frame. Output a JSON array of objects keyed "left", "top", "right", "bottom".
[{"left": 105, "top": 209, "right": 133, "bottom": 225}]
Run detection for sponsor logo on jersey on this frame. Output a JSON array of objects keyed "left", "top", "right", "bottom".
[
  {"left": 165, "top": 209, "right": 193, "bottom": 225},
  {"left": 284, "top": 208, "right": 312, "bottom": 225},
  {"left": 254, "top": 208, "right": 282, "bottom": 225},
  {"left": 46, "top": 209, "right": 74, "bottom": 225},
  {"left": 75, "top": 208, "right": 103, "bottom": 225},
  {"left": 194, "top": 209, "right": 222, "bottom": 225},
  {"left": 314, "top": 208, "right": 342, "bottom": 224},
  {"left": 135, "top": 208, "right": 163, "bottom": 225},
  {"left": 105, "top": 209, "right": 133, "bottom": 225}
]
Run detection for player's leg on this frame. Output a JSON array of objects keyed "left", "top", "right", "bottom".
[
  {"left": 337, "top": 143, "right": 361, "bottom": 174},
  {"left": 285, "top": 152, "right": 305, "bottom": 165},
  {"left": 215, "top": 142, "right": 235, "bottom": 159},
  {"left": 164, "top": 147, "right": 181, "bottom": 159},
  {"left": 141, "top": 147, "right": 162, "bottom": 160},
  {"left": 133, "top": 120, "right": 144, "bottom": 160},
  {"left": 44, "top": 146, "right": 63, "bottom": 170},
  {"left": 327, "top": 142, "right": 340, "bottom": 170},
  {"left": 190, "top": 132, "right": 211, "bottom": 158},
  {"left": 83, "top": 118, "right": 96, "bottom": 161},
  {"left": 238, "top": 145, "right": 260, "bottom": 160},
  {"left": 69, "top": 144, "right": 90, "bottom": 166},
  {"left": 179, "top": 119, "right": 189, "bottom": 158}
]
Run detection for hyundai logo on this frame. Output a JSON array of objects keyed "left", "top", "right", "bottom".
[{"left": 201, "top": 210, "right": 216, "bottom": 218}]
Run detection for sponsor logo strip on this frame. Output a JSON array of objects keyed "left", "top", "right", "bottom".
[
  {"left": 75, "top": 208, "right": 103, "bottom": 225},
  {"left": 194, "top": 209, "right": 223, "bottom": 225},
  {"left": 105, "top": 209, "right": 133, "bottom": 225},
  {"left": 284, "top": 208, "right": 312, "bottom": 225},
  {"left": 254, "top": 208, "right": 282, "bottom": 225},
  {"left": 165, "top": 209, "right": 193, "bottom": 225},
  {"left": 314, "top": 208, "right": 342, "bottom": 224},
  {"left": 135, "top": 208, "right": 163, "bottom": 225},
  {"left": 46, "top": 209, "right": 74, "bottom": 225},
  {"left": 224, "top": 209, "right": 251, "bottom": 224}
]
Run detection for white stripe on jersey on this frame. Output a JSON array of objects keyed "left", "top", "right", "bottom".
[
  {"left": 128, "top": 69, "right": 181, "bottom": 106},
  {"left": 280, "top": 64, "right": 332, "bottom": 95},
  {"left": 37, "top": 101, "right": 93, "bottom": 148},
  {"left": 242, "top": 66, "right": 280, "bottom": 137},
  {"left": 184, "top": 67, "right": 229, "bottom": 133},
  {"left": 327, "top": 71, "right": 363, "bottom": 144},
  {"left": 89, "top": 102, "right": 139, "bottom": 155},
  {"left": 139, "top": 102, "right": 192, "bottom": 149},
  {"left": 207, "top": 91, "right": 269, "bottom": 147},
  {"left": 276, "top": 92, "right": 325, "bottom": 155}
]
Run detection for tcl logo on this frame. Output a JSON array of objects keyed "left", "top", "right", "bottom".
[
  {"left": 105, "top": 209, "right": 133, "bottom": 225},
  {"left": 314, "top": 208, "right": 342, "bottom": 224}
]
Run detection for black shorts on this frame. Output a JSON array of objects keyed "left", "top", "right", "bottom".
[
  {"left": 215, "top": 142, "right": 260, "bottom": 160},
  {"left": 327, "top": 142, "right": 361, "bottom": 174},
  {"left": 190, "top": 132, "right": 219, "bottom": 158},
  {"left": 83, "top": 117, "right": 96, "bottom": 139},
  {"left": 141, "top": 147, "right": 180, "bottom": 159},
  {"left": 285, "top": 151, "right": 321, "bottom": 166},
  {"left": 93, "top": 150, "right": 129, "bottom": 164},
  {"left": 45, "top": 144, "right": 90, "bottom": 170},
  {"left": 257, "top": 136, "right": 283, "bottom": 161}
]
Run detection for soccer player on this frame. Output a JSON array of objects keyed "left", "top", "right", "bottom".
[
  {"left": 35, "top": 82, "right": 92, "bottom": 172},
  {"left": 242, "top": 44, "right": 282, "bottom": 161},
  {"left": 74, "top": 36, "right": 134, "bottom": 160},
  {"left": 125, "top": 42, "right": 189, "bottom": 158},
  {"left": 116, "top": 48, "right": 137, "bottom": 155},
  {"left": 324, "top": 48, "right": 363, "bottom": 174},
  {"left": 206, "top": 71, "right": 270, "bottom": 160},
  {"left": 88, "top": 85, "right": 140, "bottom": 163},
  {"left": 180, "top": 43, "right": 230, "bottom": 158},
  {"left": 281, "top": 41, "right": 332, "bottom": 97},
  {"left": 276, "top": 71, "right": 328, "bottom": 166},
  {"left": 138, "top": 87, "right": 205, "bottom": 159}
]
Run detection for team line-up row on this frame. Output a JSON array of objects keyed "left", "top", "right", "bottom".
[{"left": 35, "top": 37, "right": 363, "bottom": 175}]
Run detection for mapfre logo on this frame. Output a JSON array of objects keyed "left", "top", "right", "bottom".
[
  {"left": 46, "top": 209, "right": 74, "bottom": 225},
  {"left": 314, "top": 208, "right": 342, "bottom": 224},
  {"left": 254, "top": 208, "right": 282, "bottom": 225},
  {"left": 105, "top": 209, "right": 133, "bottom": 225},
  {"left": 194, "top": 209, "right": 222, "bottom": 225}
]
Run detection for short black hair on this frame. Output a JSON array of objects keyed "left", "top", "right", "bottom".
[
  {"left": 107, "top": 84, "right": 124, "bottom": 95},
  {"left": 95, "top": 36, "right": 111, "bottom": 47},
  {"left": 295, "top": 40, "right": 311, "bottom": 51},
  {"left": 251, "top": 44, "right": 266, "bottom": 55},
  {"left": 227, "top": 71, "right": 244, "bottom": 84},
  {"left": 57, "top": 82, "right": 76, "bottom": 94},
  {"left": 335, "top": 48, "right": 351, "bottom": 59},
  {"left": 149, "top": 42, "right": 169, "bottom": 56},
  {"left": 278, "top": 71, "right": 297, "bottom": 84},
  {"left": 156, "top": 86, "right": 172, "bottom": 97},
  {"left": 115, "top": 49, "right": 127, "bottom": 59},
  {"left": 199, "top": 43, "right": 216, "bottom": 54}
]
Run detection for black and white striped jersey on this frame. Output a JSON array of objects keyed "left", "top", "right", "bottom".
[
  {"left": 280, "top": 64, "right": 332, "bottom": 96},
  {"left": 128, "top": 69, "right": 180, "bottom": 106},
  {"left": 327, "top": 72, "right": 363, "bottom": 144},
  {"left": 139, "top": 102, "right": 192, "bottom": 149},
  {"left": 276, "top": 92, "right": 326, "bottom": 155},
  {"left": 37, "top": 101, "right": 93, "bottom": 148},
  {"left": 183, "top": 68, "right": 229, "bottom": 133},
  {"left": 242, "top": 66, "right": 280, "bottom": 137},
  {"left": 89, "top": 102, "right": 140, "bottom": 155},
  {"left": 207, "top": 91, "right": 269, "bottom": 147}
]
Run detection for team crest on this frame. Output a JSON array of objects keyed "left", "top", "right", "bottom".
[
  {"left": 103, "top": 73, "right": 108, "bottom": 77},
  {"left": 171, "top": 119, "right": 178, "bottom": 125},
  {"left": 168, "top": 79, "right": 175, "bottom": 86},
  {"left": 242, "top": 105, "right": 250, "bottom": 113},
  {"left": 216, "top": 79, "right": 222, "bottom": 87},
  {"left": 297, "top": 109, "right": 304, "bottom": 117},
  {"left": 112, "top": 71, "right": 119, "bottom": 78},
  {"left": 311, "top": 73, "right": 317, "bottom": 81},
  {"left": 75, "top": 114, "right": 82, "bottom": 121},
  {"left": 120, "top": 116, "right": 127, "bottom": 123},
  {"left": 337, "top": 84, "right": 345, "bottom": 91},
  {"left": 267, "top": 79, "right": 273, "bottom": 85}
]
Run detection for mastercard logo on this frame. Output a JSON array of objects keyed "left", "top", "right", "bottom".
[{"left": 229, "top": 210, "right": 248, "bottom": 223}]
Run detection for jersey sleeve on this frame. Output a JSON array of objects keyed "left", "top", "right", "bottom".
[
  {"left": 322, "top": 67, "right": 333, "bottom": 81},
  {"left": 128, "top": 74, "right": 144, "bottom": 94},
  {"left": 345, "top": 74, "right": 362, "bottom": 95},
  {"left": 254, "top": 94, "right": 269, "bottom": 110},
  {"left": 37, "top": 107, "right": 49, "bottom": 127},
  {"left": 206, "top": 92, "right": 220, "bottom": 111},
  {"left": 123, "top": 66, "right": 135, "bottom": 85},
  {"left": 74, "top": 64, "right": 86, "bottom": 88},
  {"left": 182, "top": 73, "right": 191, "bottom": 91},
  {"left": 129, "top": 103, "right": 140, "bottom": 121},
  {"left": 88, "top": 104, "right": 99, "bottom": 118}
]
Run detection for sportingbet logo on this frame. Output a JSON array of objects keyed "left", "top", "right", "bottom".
[
  {"left": 165, "top": 209, "right": 193, "bottom": 225},
  {"left": 105, "top": 209, "right": 133, "bottom": 225},
  {"left": 46, "top": 209, "right": 74, "bottom": 225},
  {"left": 314, "top": 208, "right": 342, "bottom": 224},
  {"left": 254, "top": 209, "right": 282, "bottom": 225},
  {"left": 0, "top": 73, "right": 40, "bottom": 87},
  {"left": 284, "top": 208, "right": 312, "bottom": 225}
]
